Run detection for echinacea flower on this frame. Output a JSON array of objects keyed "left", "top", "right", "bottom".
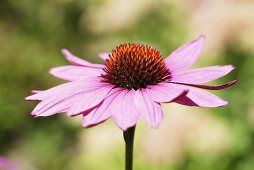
[{"left": 26, "top": 35, "right": 237, "bottom": 131}]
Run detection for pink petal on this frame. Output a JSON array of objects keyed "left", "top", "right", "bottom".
[
  {"left": 68, "top": 84, "right": 113, "bottom": 116},
  {"left": 174, "top": 96, "right": 198, "bottom": 106},
  {"left": 111, "top": 90, "right": 140, "bottom": 131},
  {"left": 27, "top": 80, "right": 111, "bottom": 116},
  {"left": 174, "top": 85, "right": 228, "bottom": 107},
  {"left": 82, "top": 88, "right": 123, "bottom": 128},
  {"left": 99, "top": 53, "right": 110, "bottom": 60},
  {"left": 164, "top": 35, "right": 205, "bottom": 70},
  {"left": 49, "top": 66, "right": 102, "bottom": 81},
  {"left": 134, "top": 90, "right": 163, "bottom": 128},
  {"left": 61, "top": 49, "right": 103, "bottom": 68},
  {"left": 26, "top": 79, "right": 99, "bottom": 100},
  {"left": 171, "top": 65, "right": 234, "bottom": 84},
  {"left": 170, "top": 80, "right": 238, "bottom": 90},
  {"left": 146, "top": 83, "right": 188, "bottom": 103},
  {"left": 31, "top": 88, "right": 92, "bottom": 117}
]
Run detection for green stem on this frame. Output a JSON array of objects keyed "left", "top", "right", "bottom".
[{"left": 123, "top": 126, "right": 136, "bottom": 170}]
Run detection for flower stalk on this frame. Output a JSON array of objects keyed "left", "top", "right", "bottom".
[{"left": 123, "top": 126, "right": 136, "bottom": 170}]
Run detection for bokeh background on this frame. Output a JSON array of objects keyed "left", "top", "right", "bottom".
[{"left": 0, "top": 0, "right": 254, "bottom": 169}]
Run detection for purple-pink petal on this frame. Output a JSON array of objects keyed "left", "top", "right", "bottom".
[
  {"left": 27, "top": 80, "right": 112, "bottom": 117},
  {"left": 67, "top": 84, "right": 113, "bottom": 116},
  {"left": 146, "top": 83, "right": 188, "bottom": 103},
  {"left": 31, "top": 91, "right": 85, "bottom": 117},
  {"left": 61, "top": 49, "right": 103, "bottom": 68},
  {"left": 111, "top": 90, "right": 140, "bottom": 131},
  {"left": 134, "top": 90, "right": 163, "bottom": 128},
  {"left": 174, "top": 96, "right": 198, "bottom": 106},
  {"left": 61, "top": 48, "right": 91, "bottom": 66},
  {"left": 26, "top": 80, "right": 98, "bottom": 101},
  {"left": 164, "top": 35, "right": 205, "bottom": 70},
  {"left": 170, "top": 80, "right": 238, "bottom": 90},
  {"left": 49, "top": 66, "right": 102, "bottom": 81},
  {"left": 174, "top": 85, "right": 228, "bottom": 107},
  {"left": 82, "top": 88, "right": 123, "bottom": 128},
  {"left": 171, "top": 65, "right": 234, "bottom": 84}
]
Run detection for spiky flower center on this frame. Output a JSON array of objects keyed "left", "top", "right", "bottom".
[{"left": 101, "top": 44, "right": 170, "bottom": 90}]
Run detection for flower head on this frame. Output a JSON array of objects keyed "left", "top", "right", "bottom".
[
  {"left": 101, "top": 43, "right": 170, "bottom": 90},
  {"left": 26, "top": 35, "right": 237, "bottom": 131}
]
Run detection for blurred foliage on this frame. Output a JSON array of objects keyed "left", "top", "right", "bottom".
[{"left": 0, "top": 0, "right": 253, "bottom": 170}]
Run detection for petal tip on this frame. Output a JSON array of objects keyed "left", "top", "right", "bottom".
[
  {"left": 225, "top": 64, "right": 235, "bottom": 71},
  {"left": 230, "top": 79, "right": 238, "bottom": 86},
  {"left": 197, "top": 34, "right": 206, "bottom": 42},
  {"left": 219, "top": 100, "right": 228, "bottom": 107},
  {"left": 193, "top": 35, "right": 205, "bottom": 49},
  {"left": 48, "top": 67, "right": 60, "bottom": 76},
  {"left": 48, "top": 68, "right": 55, "bottom": 74},
  {"left": 61, "top": 48, "right": 73, "bottom": 60},
  {"left": 25, "top": 95, "right": 35, "bottom": 101},
  {"left": 230, "top": 64, "right": 236, "bottom": 71},
  {"left": 61, "top": 48, "right": 68, "bottom": 54},
  {"left": 31, "top": 112, "right": 37, "bottom": 116},
  {"left": 221, "top": 79, "right": 238, "bottom": 90},
  {"left": 48, "top": 68, "right": 61, "bottom": 78}
]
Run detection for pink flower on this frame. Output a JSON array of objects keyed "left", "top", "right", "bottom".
[
  {"left": 0, "top": 156, "right": 18, "bottom": 170},
  {"left": 26, "top": 35, "right": 237, "bottom": 131}
]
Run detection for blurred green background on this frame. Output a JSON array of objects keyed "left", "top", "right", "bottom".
[{"left": 0, "top": 0, "right": 254, "bottom": 170}]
